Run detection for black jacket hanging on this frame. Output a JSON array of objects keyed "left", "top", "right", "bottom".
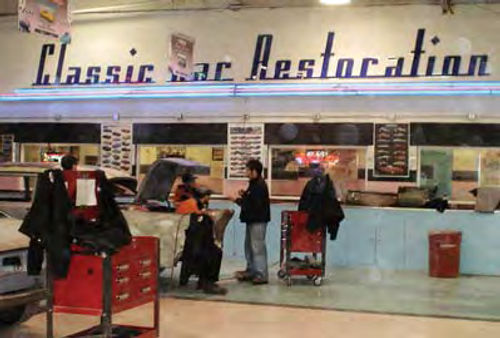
[
  {"left": 19, "top": 170, "right": 73, "bottom": 278},
  {"left": 298, "top": 174, "right": 345, "bottom": 240},
  {"left": 19, "top": 169, "right": 132, "bottom": 279},
  {"left": 70, "top": 170, "right": 132, "bottom": 253}
]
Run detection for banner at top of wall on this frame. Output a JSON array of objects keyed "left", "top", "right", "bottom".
[{"left": 18, "top": 0, "right": 71, "bottom": 44}]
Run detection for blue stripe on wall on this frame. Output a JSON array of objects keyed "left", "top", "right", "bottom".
[{"left": 211, "top": 201, "right": 500, "bottom": 276}]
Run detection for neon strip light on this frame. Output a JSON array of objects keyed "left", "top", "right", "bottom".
[
  {"left": 0, "top": 81, "right": 498, "bottom": 102},
  {"left": 13, "top": 81, "right": 500, "bottom": 93}
]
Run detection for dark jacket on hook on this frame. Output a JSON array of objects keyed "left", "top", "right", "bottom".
[
  {"left": 298, "top": 174, "right": 345, "bottom": 240},
  {"left": 19, "top": 169, "right": 131, "bottom": 279}
]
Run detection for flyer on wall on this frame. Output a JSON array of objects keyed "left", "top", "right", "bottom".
[
  {"left": 228, "top": 123, "right": 264, "bottom": 179},
  {"left": 18, "top": 0, "right": 71, "bottom": 43},
  {"left": 374, "top": 123, "right": 410, "bottom": 177},
  {"left": 100, "top": 124, "right": 134, "bottom": 175},
  {"left": 168, "top": 33, "right": 195, "bottom": 79},
  {"left": 0, "top": 135, "right": 14, "bottom": 162}
]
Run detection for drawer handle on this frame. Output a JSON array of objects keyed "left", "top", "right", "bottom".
[
  {"left": 139, "top": 259, "right": 152, "bottom": 267},
  {"left": 116, "top": 264, "right": 130, "bottom": 272},
  {"left": 116, "top": 293, "right": 130, "bottom": 301},
  {"left": 141, "top": 286, "right": 152, "bottom": 294},
  {"left": 138, "top": 271, "right": 152, "bottom": 279},
  {"left": 116, "top": 277, "right": 130, "bottom": 284}
]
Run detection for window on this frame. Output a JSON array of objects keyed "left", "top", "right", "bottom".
[
  {"left": 270, "top": 147, "right": 366, "bottom": 198},
  {"left": 419, "top": 147, "right": 492, "bottom": 202},
  {"left": 138, "top": 145, "right": 225, "bottom": 194},
  {"left": 22, "top": 144, "right": 99, "bottom": 165}
]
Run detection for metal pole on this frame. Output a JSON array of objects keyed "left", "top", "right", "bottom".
[
  {"left": 46, "top": 256, "right": 54, "bottom": 338},
  {"left": 154, "top": 239, "right": 160, "bottom": 337},
  {"left": 101, "top": 253, "right": 113, "bottom": 337}
]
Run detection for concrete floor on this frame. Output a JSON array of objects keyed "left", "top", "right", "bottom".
[
  {"left": 2, "top": 298, "right": 500, "bottom": 338},
  {"left": 168, "top": 260, "right": 500, "bottom": 321},
  {"left": 2, "top": 262, "right": 499, "bottom": 337}
]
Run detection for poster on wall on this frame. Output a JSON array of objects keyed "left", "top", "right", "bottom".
[
  {"left": 0, "top": 135, "right": 14, "bottom": 162},
  {"left": 212, "top": 148, "right": 224, "bottom": 162},
  {"left": 168, "top": 33, "right": 195, "bottom": 79},
  {"left": 100, "top": 124, "right": 134, "bottom": 174},
  {"left": 228, "top": 123, "right": 264, "bottom": 179},
  {"left": 18, "top": 0, "right": 71, "bottom": 43},
  {"left": 374, "top": 123, "right": 409, "bottom": 177}
]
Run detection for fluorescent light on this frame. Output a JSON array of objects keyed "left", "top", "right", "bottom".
[{"left": 320, "top": 0, "right": 351, "bottom": 5}]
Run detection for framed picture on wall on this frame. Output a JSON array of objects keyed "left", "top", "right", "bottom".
[
  {"left": 228, "top": 123, "right": 264, "bottom": 179},
  {"left": 101, "top": 124, "right": 134, "bottom": 174},
  {"left": 373, "top": 123, "right": 410, "bottom": 178},
  {"left": 212, "top": 147, "right": 224, "bottom": 161},
  {"left": 0, "top": 134, "right": 14, "bottom": 162}
]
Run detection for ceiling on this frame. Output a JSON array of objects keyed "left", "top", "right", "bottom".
[{"left": 1, "top": 0, "right": 499, "bottom": 15}]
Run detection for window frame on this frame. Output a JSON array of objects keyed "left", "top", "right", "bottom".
[{"left": 268, "top": 144, "right": 368, "bottom": 199}]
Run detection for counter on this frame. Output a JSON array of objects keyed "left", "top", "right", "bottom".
[{"left": 212, "top": 201, "right": 500, "bottom": 276}]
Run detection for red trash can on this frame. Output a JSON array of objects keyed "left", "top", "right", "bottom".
[{"left": 428, "top": 230, "right": 462, "bottom": 278}]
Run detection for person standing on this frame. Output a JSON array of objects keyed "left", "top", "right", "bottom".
[{"left": 232, "top": 159, "right": 270, "bottom": 285}]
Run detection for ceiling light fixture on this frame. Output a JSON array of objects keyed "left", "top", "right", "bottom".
[{"left": 320, "top": 0, "right": 351, "bottom": 5}]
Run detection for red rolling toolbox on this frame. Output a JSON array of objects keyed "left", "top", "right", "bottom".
[
  {"left": 278, "top": 211, "right": 326, "bottom": 287},
  {"left": 45, "top": 170, "right": 160, "bottom": 337},
  {"left": 47, "top": 236, "right": 160, "bottom": 338}
]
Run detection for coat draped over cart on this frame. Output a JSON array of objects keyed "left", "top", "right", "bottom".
[
  {"left": 298, "top": 174, "right": 345, "bottom": 240},
  {"left": 19, "top": 169, "right": 131, "bottom": 279}
]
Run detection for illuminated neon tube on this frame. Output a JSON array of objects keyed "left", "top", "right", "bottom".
[{"left": 0, "top": 81, "right": 498, "bottom": 102}]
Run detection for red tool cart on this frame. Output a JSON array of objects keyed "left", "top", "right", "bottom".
[
  {"left": 45, "top": 170, "right": 160, "bottom": 337},
  {"left": 47, "top": 237, "right": 160, "bottom": 338},
  {"left": 278, "top": 210, "right": 326, "bottom": 287}
]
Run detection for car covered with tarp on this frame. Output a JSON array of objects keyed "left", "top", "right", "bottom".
[{"left": 125, "top": 158, "right": 233, "bottom": 268}]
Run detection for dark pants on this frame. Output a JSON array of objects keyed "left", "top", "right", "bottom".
[{"left": 180, "top": 215, "right": 223, "bottom": 286}]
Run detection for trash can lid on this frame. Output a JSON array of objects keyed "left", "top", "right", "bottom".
[{"left": 429, "top": 229, "right": 462, "bottom": 235}]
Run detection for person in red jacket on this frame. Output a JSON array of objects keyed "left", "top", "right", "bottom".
[{"left": 173, "top": 172, "right": 199, "bottom": 210}]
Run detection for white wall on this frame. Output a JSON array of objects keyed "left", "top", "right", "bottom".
[{"left": 0, "top": 5, "right": 499, "bottom": 121}]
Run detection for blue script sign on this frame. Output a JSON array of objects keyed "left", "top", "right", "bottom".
[{"left": 33, "top": 29, "right": 490, "bottom": 86}]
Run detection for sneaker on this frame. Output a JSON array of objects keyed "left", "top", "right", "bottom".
[
  {"left": 203, "top": 283, "right": 228, "bottom": 295},
  {"left": 234, "top": 270, "right": 253, "bottom": 282},
  {"left": 252, "top": 277, "right": 268, "bottom": 285}
]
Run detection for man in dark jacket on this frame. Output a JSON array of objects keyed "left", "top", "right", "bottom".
[{"left": 232, "top": 160, "right": 270, "bottom": 285}]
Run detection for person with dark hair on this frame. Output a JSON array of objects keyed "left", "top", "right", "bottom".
[
  {"left": 231, "top": 159, "right": 270, "bottom": 285},
  {"left": 173, "top": 172, "right": 199, "bottom": 211},
  {"left": 176, "top": 187, "right": 212, "bottom": 215},
  {"left": 177, "top": 186, "right": 227, "bottom": 295},
  {"left": 61, "top": 154, "right": 78, "bottom": 170}
]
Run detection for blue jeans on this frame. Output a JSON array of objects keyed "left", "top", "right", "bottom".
[{"left": 245, "top": 222, "right": 268, "bottom": 280}]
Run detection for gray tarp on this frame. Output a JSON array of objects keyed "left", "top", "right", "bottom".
[{"left": 135, "top": 158, "right": 210, "bottom": 203}]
